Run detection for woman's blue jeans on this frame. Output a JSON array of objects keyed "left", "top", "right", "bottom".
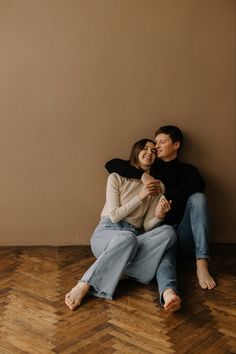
[
  {"left": 80, "top": 217, "right": 176, "bottom": 300},
  {"left": 156, "top": 192, "right": 209, "bottom": 303}
]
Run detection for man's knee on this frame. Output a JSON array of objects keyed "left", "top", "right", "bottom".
[{"left": 188, "top": 192, "right": 207, "bottom": 208}]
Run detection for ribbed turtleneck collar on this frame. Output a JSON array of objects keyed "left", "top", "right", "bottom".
[{"left": 157, "top": 158, "right": 179, "bottom": 167}]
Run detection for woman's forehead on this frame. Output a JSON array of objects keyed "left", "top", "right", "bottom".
[{"left": 145, "top": 141, "right": 155, "bottom": 147}]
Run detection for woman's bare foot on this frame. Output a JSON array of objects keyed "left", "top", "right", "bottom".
[
  {"left": 163, "top": 288, "right": 181, "bottom": 312},
  {"left": 196, "top": 259, "right": 216, "bottom": 290},
  {"left": 65, "top": 282, "right": 90, "bottom": 310}
]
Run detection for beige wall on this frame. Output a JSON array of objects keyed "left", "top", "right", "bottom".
[{"left": 0, "top": 0, "right": 235, "bottom": 245}]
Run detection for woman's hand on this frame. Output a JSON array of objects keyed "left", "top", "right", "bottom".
[
  {"left": 138, "top": 182, "right": 154, "bottom": 200},
  {"left": 155, "top": 195, "right": 172, "bottom": 219},
  {"left": 141, "top": 173, "right": 161, "bottom": 195}
]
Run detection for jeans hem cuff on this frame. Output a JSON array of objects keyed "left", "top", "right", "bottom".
[{"left": 87, "top": 283, "right": 113, "bottom": 300}]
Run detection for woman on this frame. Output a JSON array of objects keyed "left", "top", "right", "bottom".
[{"left": 65, "top": 139, "right": 181, "bottom": 311}]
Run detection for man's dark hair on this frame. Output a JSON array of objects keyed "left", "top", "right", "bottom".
[
  {"left": 129, "top": 138, "right": 155, "bottom": 170},
  {"left": 155, "top": 125, "right": 184, "bottom": 150}
]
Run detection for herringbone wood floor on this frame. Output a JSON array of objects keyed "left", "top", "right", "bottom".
[{"left": 0, "top": 245, "right": 235, "bottom": 354}]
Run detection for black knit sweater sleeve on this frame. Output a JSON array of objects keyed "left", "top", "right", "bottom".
[{"left": 105, "top": 158, "right": 143, "bottom": 179}]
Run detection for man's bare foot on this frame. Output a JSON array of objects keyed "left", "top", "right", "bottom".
[
  {"left": 65, "top": 282, "right": 90, "bottom": 310},
  {"left": 163, "top": 288, "right": 181, "bottom": 312},
  {"left": 196, "top": 259, "right": 216, "bottom": 290}
]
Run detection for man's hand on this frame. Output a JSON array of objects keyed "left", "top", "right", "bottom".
[
  {"left": 141, "top": 173, "right": 161, "bottom": 195},
  {"left": 155, "top": 196, "right": 172, "bottom": 219}
]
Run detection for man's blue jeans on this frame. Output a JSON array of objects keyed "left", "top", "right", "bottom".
[{"left": 156, "top": 193, "right": 209, "bottom": 303}]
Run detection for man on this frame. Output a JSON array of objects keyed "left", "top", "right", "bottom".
[{"left": 105, "top": 125, "right": 216, "bottom": 311}]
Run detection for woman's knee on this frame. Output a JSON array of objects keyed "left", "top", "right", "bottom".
[
  {"left": 149, "top": 225, "right": 177, "bottom": 243},
  {"left": 160, "top": 225, "right": 177, "bottom": 244},
  {"left": 116, "top": 232, "right": 138, "bottom": 249},
  {"left": 119, "top": 232, "right": 138, "bottom": 258}
]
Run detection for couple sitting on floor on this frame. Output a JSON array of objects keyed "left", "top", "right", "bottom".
[{"left": 65, "top": 125, "right": 216, "bottom": 312}]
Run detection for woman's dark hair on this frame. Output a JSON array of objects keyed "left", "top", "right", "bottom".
[
  {"left": 129, "top": 138, "right": 155, "bottom": 169},
  {"left": 155, "top": 125, "right": 183, "bottom": 150}
]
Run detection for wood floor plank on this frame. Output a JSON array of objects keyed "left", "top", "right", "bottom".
[{"left": 0, "top": 245, "right": 235, "bottom": 353}]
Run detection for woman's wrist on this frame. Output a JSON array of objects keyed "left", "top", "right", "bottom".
[
  {"left": 138, "top": 191, "right": 148, "bottom": 201},
  {"left": 155, "top": 211, "right": 165, "bottom": 219}
]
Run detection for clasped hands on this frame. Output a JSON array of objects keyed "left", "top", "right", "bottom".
[
  {"left": 140, "top": 172, "right": 161, "bottom": 195},
  {"left": 139, "top": 172, "right": 172, "bottom": 219}
]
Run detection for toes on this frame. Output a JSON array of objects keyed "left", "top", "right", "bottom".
[
  {"left": 68, "top": 303, "right": 75, "bottom": 310},
  {"left": 65, "top": 294, "right": 72, "bottom": 302},
  {"left": 199, "top": 277, "right": 216, "bottom": 290},
  {"left": 164, "top": 296, "right": 181, "bottom": 312},
  {"left": 65, "top": 292, "right": 81, "bottom": 310},
  {"left": 65, "top": 299, "right": 77, "bottom": 310},
  {"left": 200, "top": 281, "right": 208, "bottom": 289},
  {"left": 65, "top": 298, "right": 72, "bottom": 306},
  {"left": 65, "top": 293, "right": 75, "bottom": 307},
  {"left": 208, "top": 280, "right": 216, "bottom": 290},
  {"left": 165, "top": 301, "right": 180, "bottom": 312},
  {"left": 65, "top": 293, "right": 71, "bottom": 300}
]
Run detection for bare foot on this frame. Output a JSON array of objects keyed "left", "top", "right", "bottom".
[
  {"left": 196, "top": 259, "right": 216, "bottom": 290},
  {"left": 65, "top": 282, "right": 90, "bottom": 310},
  {"left": 163, "top": 288, "right": 181, "bottom": 312}
]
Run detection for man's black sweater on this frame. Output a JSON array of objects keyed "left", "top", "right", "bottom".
[{"left": 105, "top": 158, "right": 205, "bottom": 225}]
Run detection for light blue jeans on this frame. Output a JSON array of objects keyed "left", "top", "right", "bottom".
[
  {"left": 156, "top": 193, "right": 209, "bottom": 303},
  {"left": 80, "top": 217, "right": 177, "bottom": 300}
]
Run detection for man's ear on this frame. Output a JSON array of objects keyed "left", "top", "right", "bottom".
[{"left": 173, "top": 141, "right": 180, "bottom": 151}]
